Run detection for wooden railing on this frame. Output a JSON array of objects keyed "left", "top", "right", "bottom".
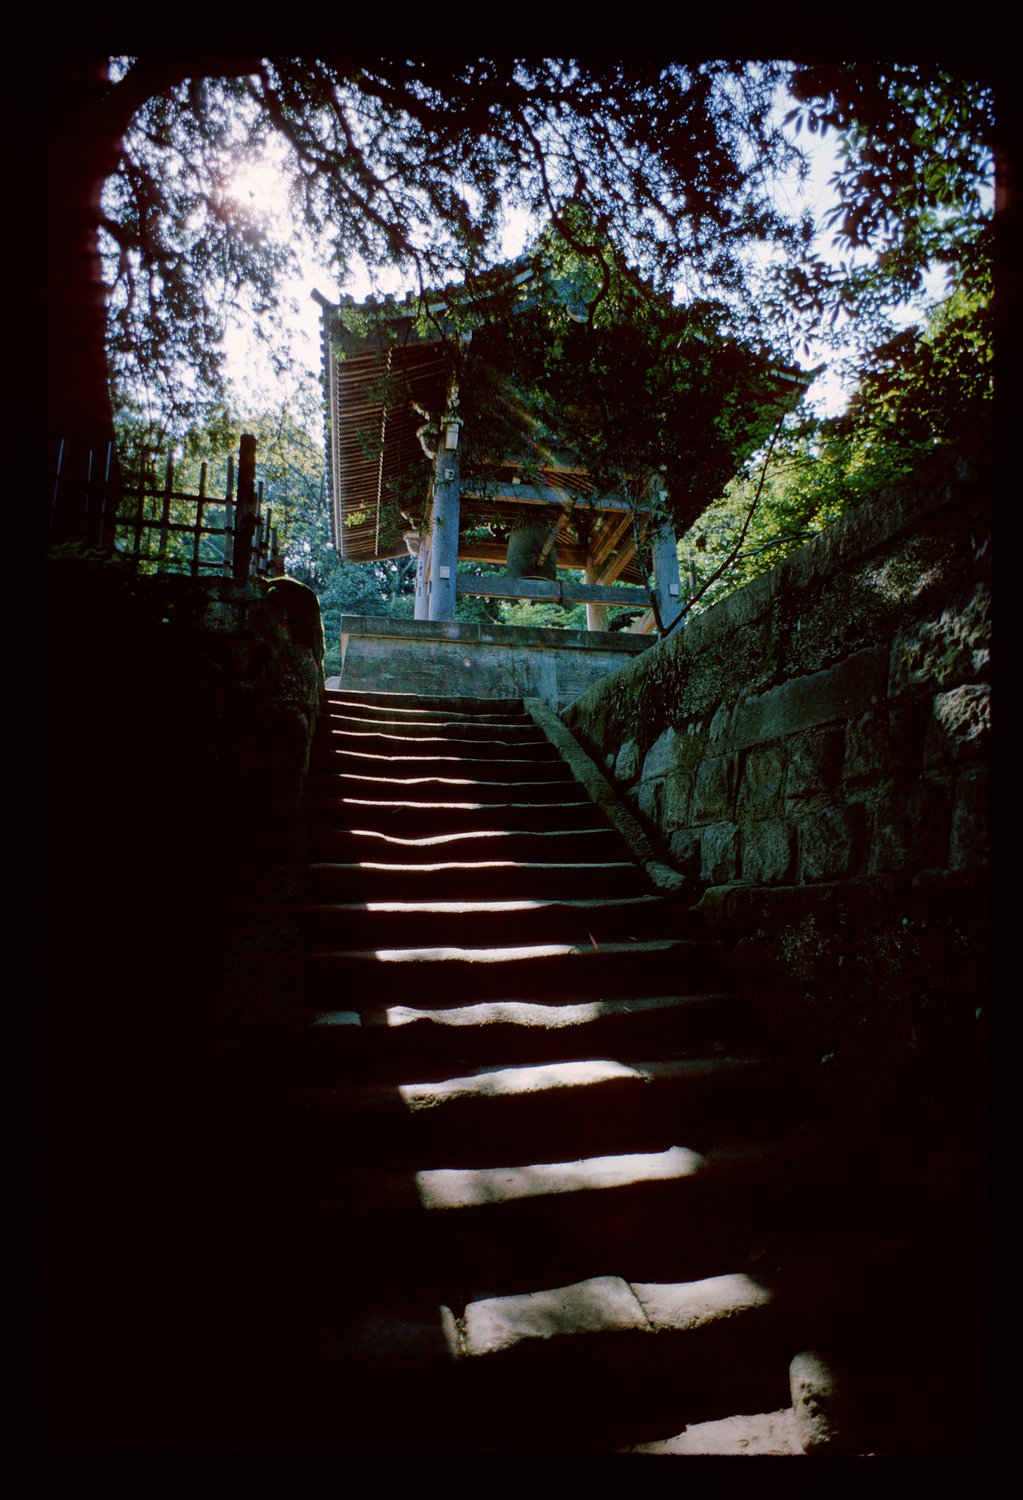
[{"left": 48, "top": 433, "right": 283, "bottom": 580}]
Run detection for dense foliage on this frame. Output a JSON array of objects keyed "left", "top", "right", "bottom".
[
  {"left": 55, "top": 57, "right": 804, "bottom": 451},
  {"left": 54, "top": 58, "right": 995, "bottom": 625}
]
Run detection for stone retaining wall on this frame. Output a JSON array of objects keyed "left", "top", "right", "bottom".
[
  {"left": 562, "top": 449, "right": 991, "bottom": 1079},
  {"left": 339, "top": 615, "right": 653, "bottom": 709}
]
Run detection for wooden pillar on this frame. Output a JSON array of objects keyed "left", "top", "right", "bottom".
[
  {"left": 233, "top": 434, "right": 258, "bottom": 581},
  {"left": 426, "top": 404, "right": 461, "bottom": 622},
  {"left": 414, "top": 535, "right": 431, "bottom": 620},
  {"left": 584, "top": 557, "right": 608, "bottom": 632},
  {"left": 651, "top": 522, "right": 683, "bottom": 630}
]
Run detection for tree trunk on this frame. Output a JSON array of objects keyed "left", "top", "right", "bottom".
[{"left": 46, "top": 59, "right": 127, "bottom": 544}]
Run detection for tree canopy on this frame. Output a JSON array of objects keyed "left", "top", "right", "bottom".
[{"left": 48, "top": 57, "right": 996, "bottom": 553}]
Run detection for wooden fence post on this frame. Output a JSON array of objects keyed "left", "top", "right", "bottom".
[{"left": 233, "top": 435, "right": 257, "bottom": 581}]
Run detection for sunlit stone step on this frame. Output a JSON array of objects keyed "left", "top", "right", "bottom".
[
  {"left": 417, "top": 1144, "right": 706, "bottom": 1210},
  {"left": 306, "top": 937, "right": 719, "bottom": 1003},
  {"left": 305, "top": 773, "right": 590, "bottom": 805},
  {"left": 325, "top": 691, "right": 527, "bottom": 718},
  {"left": 307, "top": 825, "right": 628, "bottom": 865},
  {"left": 288, "top": 893, "right": 686, "bottom": 953},
  {"left": 300, "top": 860, "right": 648, "bottom": 900}
]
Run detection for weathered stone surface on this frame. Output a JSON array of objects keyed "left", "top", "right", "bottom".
[
  {"left": 737, "top": 746, "right": 785, "bottom": 817},
  {"left": 693, "top": 754, "right": 738, "bottom": 821},
  {"left": 338, "top": 1308, "right": 460, "bottom": 1365},
  {"left": 630, "top": 1272, "right": 773, "bottom": 1332},
  {"left": 400, "top": 1057, "right": 645, "bottom": 1110},
  {"left": 701, "top": 823, "right": 741, "bottom": 884},
  {"left": 642, "top": 727, "right": 678, "bottom": 780},
  {"left": 627, "top": 1408, "right": 801, "bottom": 1456},
  {"left": 741, "top": 818, "right": 795, "bottom": 885},
  {"left": 668, "top": 830, "right": 701, "bottom": 877},
  {"left": 662, "top": 771, "right": 694, "bottom": 830},
  {"left": 708, "top": 701, "right": 731, "bottom": 741},
  {"left": 869, "top": 784, "right": 951, "bottom": 875},
  {"left": 636, "top": 777, "right": 664, "bottom": 826},
  {"left": 785, "top": 729, "right": 843, "bottom": 800},
  {"left": 340, "top": 615, "right": 651, "bottom": 710},
  {"left": 887, "top": 583, "right": 990, "bottom": 700},
  {"left": 790, "top": 1350, "right": 845, "bottom": 1454},
  {"left": 844, "top": 708, "right": 895, "bottom": 785},
  {"left": 462, "top": 1276, "right": 647, "bottom": 1357},
  {"left": 728, "top": 650, "right": 888, "bottom": 748},
  {"left": 950, "top": 766, "right": 990, "bottom": 870},
  {"left": 615, "top": 740, "right": 640, "bottom": 783},
  {"left": 417, "top": 1145, "right": 705, "bottom": 1210},
  {"left": 798, "top": 804, "right": 864, "bottom": 882},
  {"left": 923, "top": 683, "right": 991, "bottom": 770}
]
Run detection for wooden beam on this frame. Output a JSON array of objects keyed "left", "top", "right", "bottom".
[
  {"left": 461, "top": 482, "right": 635, "bottom": 511},
  {"left": 456, "top": 577, "right": 649, "bottom": 607},
  {"left": 597, "top": 538, "right": 639, "bottom": 585},
  {"left": 590, "top": 509, "right": 635, "bottom": 569}
]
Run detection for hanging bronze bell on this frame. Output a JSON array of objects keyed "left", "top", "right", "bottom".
[{"left": 506, "top": 515, "right": 557, "bottom": 581}]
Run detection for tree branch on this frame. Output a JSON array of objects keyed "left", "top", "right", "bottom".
[{"left": 661, "top": 414, "right": 785, "bottom": 639}]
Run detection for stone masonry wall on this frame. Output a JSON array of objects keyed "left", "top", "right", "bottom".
[{"left": 562, "top": 449, "right": 990, "bottom": 1089}]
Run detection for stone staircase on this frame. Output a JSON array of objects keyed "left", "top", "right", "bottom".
[{"left": 249, "top": 688, "right": 977, "bottom": 1455}]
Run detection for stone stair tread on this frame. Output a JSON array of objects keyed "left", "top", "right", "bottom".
[
  {"left": 456, "top": 1270, "right": 776, "bottom": 1355},
  {"left": 299, "top": 860, "right": 650, "bottom": 900},
  {"left": 298, "top": 896, "right": 663, "bottom": 920},
  {"left": 310, "top": 937, "right": 687, "bottom": 963},
  {"left": 308, "top": 797, "right": 592, "bottom": 812},
  {"left": 309, "top": 828, "right": 621, "bottom": 857},
  {"left": 623, "top": 1407, "right": 803, "bottom": 1455},
  {"left": 302, "top": 993, "right": 755, "bottom": 1075},
  {"left": 325, "top": 692, "right": 527, "bottom": 715},
  {"left": 416, "top": 1144, "right": 707, "bottom": 1210},
  {"left": 325, "top": 725, "right": 548, "bottom": 744},
  {"left": 398, "top": 1054, "right": 765, "bottom": 1106},
  {"left": 307, "top": 774, "right": 588, "bottom": 801},
  {"left": 275, "top": 686, "right": 848, "bottom": 1450},
  {"left": 306, "top": 859, "right": 637, "bottom": 874}
]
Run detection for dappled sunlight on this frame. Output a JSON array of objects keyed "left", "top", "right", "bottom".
[
  {"left": 336, "top": 774, "right": 493, "bottom": 788},
  {"left": 330, "top": 749, "right": 482, "bottom": 764},
  {"left": 364, "top": 900, "right": 544, "bottom": 915},
  {"left": 386, "top": 999, "right": 613, "bottom": 1028},
  {"left": 416, "top": 1144, "right": 706, "bottom": 1209},
  {"left": 372, "top": 943, "right": 581, "bottom": 963},
  {"left": 349, "top": 859, "right": 520, "bottom": 873},
  {"left": 348, "top": 828, "right": 531, "bottom": 847},
  {"left": 340, "top": 798, "right": 488, "bottom": 811},
  {"left": 401, "top": 1057, "right": 644, "bottom": 1106},
  {"left": 331, "top": 730, "right": 465, "bottom": 744}
]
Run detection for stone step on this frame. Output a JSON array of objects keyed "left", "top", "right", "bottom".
[
  {"left": 305, "top": 825, "right": 630, "bottom": 866},
  {"left": 282, "top": 690, "right": 843, "bottom": 1452},
  {"left": 320, "top": 1272, "right": 810, "bottom": 1452},
  {"left": 301, "top": 797, "right": 600, "bottom": 837},
  {"left": 315, "top": 749, "right": 577, "bottom": 781},
  {"left": 306, "top": 991, "right": 758, "bottom": 1075},
  {"left": 286, "top": 894, "right": 686, "bottom": 948},
  {"left": 300, "top": 860, "right": 651, "bottom": 900},
  {"left": 321, "top": 728, "right": 558, "bottom": 760},
  {"left": 304, "top": 1056, "right": 797, "bottom": 1172},
  {"left": 305, "top": 773, "right": 590, "bottom": 805},
  {"left": 323, "top": 712, "right": 546, "bottom": 743},
  {"left": 305, "top": 937, "right": 723, "bottom": 1003},
  {"left": 324, "top": 690, "right": 527, "bottom": 718}
]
